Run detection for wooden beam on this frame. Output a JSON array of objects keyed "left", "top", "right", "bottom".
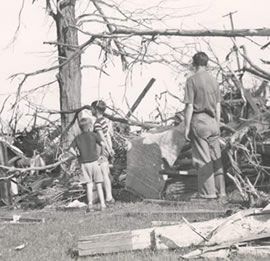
[
  {"left": 123, "top": 210, "right": 228, "bottom": 217},
  {"left": 78, "top": 209, "right": 270, "bottom": 257},
  {"left": 126, "top": 78, "right": 156, "bottom": 118},
  {"left": 143, "top": 198, "right": 191, "bottom": 205},
  {"left": 0, "top": 216, "right": 45, "bottom": 224},
  {"left": 113, "top": 28, "right": 270, "bottom": 38},
  {"left": 78, "top": 229, "right": 154, "bottom": 256},
  {"left": 78, "top": 219, "right": 223, "bottom": 256},
  {"left": 151, "top": 221, "right": 182, "bottom": 226}
]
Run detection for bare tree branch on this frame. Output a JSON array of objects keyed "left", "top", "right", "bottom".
[
  {"left": 113, "top": 27, "right": 270, "bottom": 37},
  {"left": 5, "top": 0, "right": 25, "bottom": 49},
  {"left": 0, "top": 155, "right": 75, "bottom": 179},
  {"left": 91, "top": 0, "right": 129, "bottom": 70}
]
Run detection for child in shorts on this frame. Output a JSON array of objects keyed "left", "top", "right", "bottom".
[
  {"left": 70, "top": 117, "right": 106, "bottom": 211},
  {"left": 91, "top": 100, "right": 115, "bottom": 204}
]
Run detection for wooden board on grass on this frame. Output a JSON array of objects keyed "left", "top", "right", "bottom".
[
  {"left": 78, "top": 228, "right": 153, "bottom": 256},
  {"left": 78, "top": 209, "right": 270, "bottom": 256},
  {"left": 78, "top": 218, "right": 223, "bottom": 256}
]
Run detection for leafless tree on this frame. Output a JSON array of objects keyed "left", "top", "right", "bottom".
[{"left": 6, "top": 0, "right": 270, "bottom": 147}]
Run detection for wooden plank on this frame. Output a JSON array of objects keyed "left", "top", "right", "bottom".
[
  {"left": 0, "top": 180, "right": 11, "bottom": 206},
  {"left": 126, "top": 78, "right": 156, "bottom": 118},
  {"left": 151, "top": 221, "right": 182, "bottom": 227},
  {"left": 78, "top": 228, "right": 153, "bottom": 256},
  {"left": 237, "top": 246, "right": 270, "bottom": 256},
  {"left": 153, "top": 219, "right": 223, "bottom": 249},
  {"left": 0, "top": 141, "right": 11, "bottom": 205},
  {"left": 123, "top": 210, "right": 227, "bottom": 216},
  {"left": 0, "top": 216, "right": 45, "bottom": 224},
  {"left": 78, "top": 219, "right": 223, "bottom": 256},
  {"left": 183, "top": 233, "right": 270, "bottom": 259},
  {"left": 143, "top": 199, "right": 192, "bottom": 206},
  {"left": 78, "top": 209, "right": 270, "bottom": 256}
]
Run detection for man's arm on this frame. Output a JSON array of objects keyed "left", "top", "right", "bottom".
[
  {"left": 184, "top": 103, "right": 193, "bottom": 142},
  {"left": 183, "top": 77, "right": 194, "bottom": 142}
]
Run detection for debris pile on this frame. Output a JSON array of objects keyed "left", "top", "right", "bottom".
[
  {"left": 77, "top": 203, "right": 270, "bottom": 258},
  {"left": 1, "top": 45, "right": 270, "bottom": 209}
]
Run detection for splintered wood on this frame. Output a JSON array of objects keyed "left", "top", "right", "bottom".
[
  {"left": 78, "top": 219, "right": 223, "bottom": 256},
  {"left": 78, "top": 207, "right": 270, "bottom": 257}
]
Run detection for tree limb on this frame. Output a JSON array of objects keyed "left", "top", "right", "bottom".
[
  {"left": 0, "top": 155, "right": 75, "bottom": 179},
  {"left": 113, "top": 28, "right": 270, "bottom": 38},
  {"left": 91, "top": 0, "right": 128, "bottom": 70}
]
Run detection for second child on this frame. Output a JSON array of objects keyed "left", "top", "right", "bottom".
[{"left": 69, "top": 117, "right": 107, "bottom": 211}]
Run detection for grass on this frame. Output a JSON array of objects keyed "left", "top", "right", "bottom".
[{"left": 0, "top": 201, "right": 269, "bottom": 261}]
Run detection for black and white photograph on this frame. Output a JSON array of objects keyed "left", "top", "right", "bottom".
[{"left": 0, "top": 1, "right": 270, "bottom": 260}]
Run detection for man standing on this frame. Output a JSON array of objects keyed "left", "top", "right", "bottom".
[{"left": 183, "top": 52, "right": 226, "bottom": 200}]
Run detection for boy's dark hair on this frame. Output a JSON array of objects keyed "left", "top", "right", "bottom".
[
  {"left": 192, "top": 52, "right": 209, "bottom": 67},
  {"left": 79, "top": 117, "right": 91, "bottom": 132},
  {"left": 91, "top": 100, "right": 106, "bottom": 113}
]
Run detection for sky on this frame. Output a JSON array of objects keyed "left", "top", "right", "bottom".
[{"left": 0, "top": 0, "right": 270, "bottom": 129}]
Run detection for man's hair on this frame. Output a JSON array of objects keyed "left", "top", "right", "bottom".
[
  {"left": 79, "top": 117, "right": 91, "bottom": 132},
  {"left": 192, "top": 52, "right": 209, "bottom": 67},
  {"left": 91, "top": 100, "right": 106, "bottom": 113}
]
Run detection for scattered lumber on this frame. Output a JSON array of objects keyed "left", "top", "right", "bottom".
[
  {"left": 182, "top": 233, "right": 270, "bottom": 259},
  {"left": 78, "top": 207, "right": 270, "bottom": 257},
  {"left": 78, "top": 218, "right": 223, "bottom": 256}
]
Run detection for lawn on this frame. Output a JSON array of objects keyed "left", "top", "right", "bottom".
[{"left": 0, "top": 201, "right": 269, "bottom": 261}]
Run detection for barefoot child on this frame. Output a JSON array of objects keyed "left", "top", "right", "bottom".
[{"left": 69, "top": 117, "right": 106, "bottom": 211}]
